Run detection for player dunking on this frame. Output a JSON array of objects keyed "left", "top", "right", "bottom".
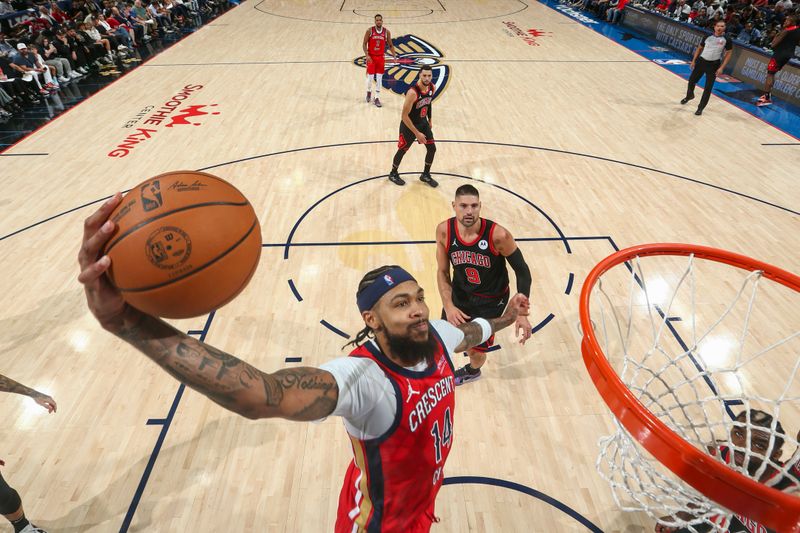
[
  {"left": 362, "top": 14, "right": 397, "bottom": 108},
  {"left": 388, "top": 65, "right": 438, "bottom": 187},
  {"left": 436, "top": 185, "right": 533, "bottom": 385},
  {"left": 78, "top": 193, "right": 529, "bottom": 532}
]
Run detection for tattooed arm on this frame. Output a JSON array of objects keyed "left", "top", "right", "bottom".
[
  {"left": 453, "top": 293, "right": 530, "bottom": 353},
  {"left": 77, "top": 194, "right": 336, "bottom": 422},
  {"left": 109, "top": 307, "right": 338, "bottom": 421},
  {"left": 0, "top": 373, "right": 57, "bottom": 413}
]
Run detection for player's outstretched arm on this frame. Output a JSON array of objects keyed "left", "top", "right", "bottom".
[
  {"left": 453, "top": 293, "right": 529, "bottom": 353},
  {"left": 0, "top": 373, "right": 57, "bottom": 413},
  {"left": 112, "top": 311, "right": 338, "bottom": 421},
  {"left": 78, "top": 194, "right": 338, "bottom": 422}
]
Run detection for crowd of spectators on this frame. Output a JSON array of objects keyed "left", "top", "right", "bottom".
[
  {"left": 583, "top": 0, "right": 799, "bottom": 51},
  {"left": 0, "top": 0, "right": 230, "bottom": 118}
]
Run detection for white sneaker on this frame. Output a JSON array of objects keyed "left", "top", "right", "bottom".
[
  {"left": 58, "top": 75, "right": 70, "bottom": 83},
  {"left": 20, "top": 524, "right": 48, "bottom": 533},
  {"left": 69, "top": 70, "right": 81, "bottom": 78}
]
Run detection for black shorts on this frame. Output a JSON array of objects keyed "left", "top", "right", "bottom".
[
  {"left": 442, "top": 291, "right": 508, "bottom": 353},
  {"left": 768, "top": 55, "right": 792, "bottom": 74},
  {"left": 398, "top": 120, "right": 434, "bottom": 150}
]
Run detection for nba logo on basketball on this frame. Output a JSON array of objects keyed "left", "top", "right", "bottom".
[{"left": 141, "top": 180, "right": 163, "bottom": 212}]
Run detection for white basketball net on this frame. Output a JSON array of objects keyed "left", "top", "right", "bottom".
[{"left": 589, "top": 252, "right": 800, "bottom": 532}]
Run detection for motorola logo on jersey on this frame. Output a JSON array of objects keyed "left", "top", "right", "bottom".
[
  {"left": 354, "top": 34, "right": 450, "bottom": 100},
  {"left": 478, "top": 239, "right": 489, "bottom": 250}
]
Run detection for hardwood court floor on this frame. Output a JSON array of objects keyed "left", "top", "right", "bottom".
[{"left": 0, "top": 1, "right": 798, "bottom": 531}]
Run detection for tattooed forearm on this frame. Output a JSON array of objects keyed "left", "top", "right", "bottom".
[
  {"left": 487, "top": 312, "right": 518, "bottom": 334},
  {"left": 0, "top": 374, "right": 37, "bottom": 397},
  {"left": 268, "top": 368, "right": 338, "bottom": 421},
  {"left": 113, "top": 308, "right": 338, "bottom": 421},
  {"left": 454, "top": 321, "right": 484, "bottom": 353},
  {"left": 454, "top": 310, "right": 519, "bottom": 352}
]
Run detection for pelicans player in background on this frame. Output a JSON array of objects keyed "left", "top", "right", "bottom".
[{"left": 362, "top": 13, "right": 397, "bottom": 108}]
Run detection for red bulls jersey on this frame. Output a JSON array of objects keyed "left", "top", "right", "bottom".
[
  {"left": 368, "top": 26, "right": 387, "bottom": 57},
  {"left": 408, "top": 82, "right": 435, "bottom": 126},
  {"left": 446, "top": 217, "right": 509, "bottom": 306},
  {"left": 335, "top": 330, "right": 455, "bottom": 533}
]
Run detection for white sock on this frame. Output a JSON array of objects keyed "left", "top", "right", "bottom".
[
  {"left": 365, "top": 75, "right": 372, "bottom": 93},
  {"left": 375, "top": 73, "right": 382, "bottom": 95}
]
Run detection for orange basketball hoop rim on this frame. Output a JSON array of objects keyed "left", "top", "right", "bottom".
[{"left": 579, "top": 243, "right": 800, "bottom": 532}]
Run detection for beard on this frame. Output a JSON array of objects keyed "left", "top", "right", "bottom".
[{"left": 383, "top": 320, "right": 438, "bottom": 367}]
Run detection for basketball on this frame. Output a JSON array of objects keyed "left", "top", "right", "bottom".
[{"left": 102, "top": 170, "right": 262, "bottom": 319}]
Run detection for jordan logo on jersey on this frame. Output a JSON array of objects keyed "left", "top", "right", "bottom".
[
  {"left": 353, "top": 34, "right": 450, "bottom": 100},
  {"left": 405, "top": 378, "right": 420, "bottom": 403}
]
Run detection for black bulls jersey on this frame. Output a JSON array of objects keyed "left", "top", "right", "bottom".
[
  {"left": 446, "top": 217, "right": 509, "bottom": 306},
  {"left": 408, "top": 82, "right": 435, "bottom": 126}
]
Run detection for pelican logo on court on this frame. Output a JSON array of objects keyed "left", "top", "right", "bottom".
[
  {"left": 146, "top": 226, "right": 192, "bottom": 270},
  {"left": 353, "top": 35, "right": 450, "bottom": 100},
  {"left": 165, "top": 104, "right": 221, "bottom": 128},
  {"left": 141, "top": 180, "right": 163, "bottom": 212}
]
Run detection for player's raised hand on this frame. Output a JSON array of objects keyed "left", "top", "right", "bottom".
[
  {"left": 77, "top": 192, "right": 131, "bottom": 331},
  {"left": 444, "top": 304, "right": 470, "bottom": 326}
]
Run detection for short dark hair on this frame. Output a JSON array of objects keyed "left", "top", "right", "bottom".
[
  {"left": 375, "top": 13, "right": 382, "bottom": 19},
  {"left": 455, "top": 184, "right": 479, "bottom": 198},
  {"left": 420, "top": 65, "right": 432, "bottom": 72}
]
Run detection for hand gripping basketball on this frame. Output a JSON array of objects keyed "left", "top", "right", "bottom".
[{"left": 77, "top": 192, "right": 131, "bottom": 332}]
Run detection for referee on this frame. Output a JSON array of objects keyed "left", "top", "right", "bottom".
[{"left": 680, "top": 20, "right": 733, "bottom": 116}]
